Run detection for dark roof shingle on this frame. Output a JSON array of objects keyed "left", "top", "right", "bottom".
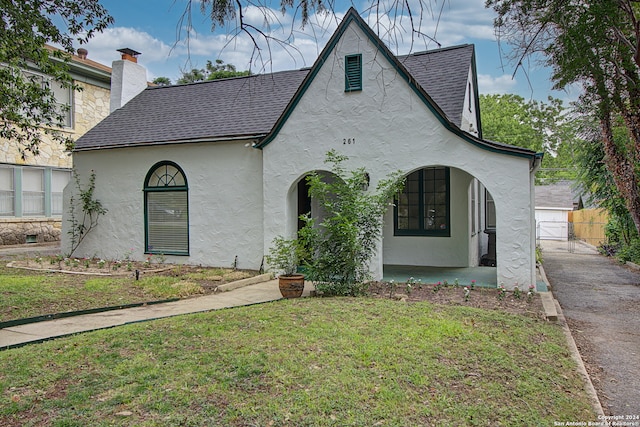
[
  {"left": 75, "top": 46, "right": 473, "bottom": 150},
  {"left": 399, "top": 44, "right": 474, "bottom": 127},
  {"left": 535, "top": 184, "right": 575, "bottom": 209}
]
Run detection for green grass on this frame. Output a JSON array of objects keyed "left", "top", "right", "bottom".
[
  {"left": 0, "top": 261, "right": 258, "bottom": 322},
  {"left": 0, "top": 266, "right": 216, "bottom": 322},
  {"left": 0, "top": 298, "right": 595, "bottom": 426}
]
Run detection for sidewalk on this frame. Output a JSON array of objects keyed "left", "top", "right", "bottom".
[{"left": 0, "top": 278, "right": 304, "bottom": 350}]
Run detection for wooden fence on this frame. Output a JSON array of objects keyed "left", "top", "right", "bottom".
[{"left": 569, "top": 209, "right": 608, "bottom": 246}]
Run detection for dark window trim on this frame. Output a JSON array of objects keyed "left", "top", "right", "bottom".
[
  {"left": 143, "top": 161, "right": 190, "bottom": 256},
  {"left": 394, "top": 167, "right": 451, "bottom": 237}
]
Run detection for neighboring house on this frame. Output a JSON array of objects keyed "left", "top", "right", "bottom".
[
  {"left": 0, "top": 47, "right": 147, "bottom": 246},
  {"left": 535, "top": 183, "right": 575, "bottom": 241},
  {"left": 63, "top": 9, "right": 542, "bottom": 288},
  {"left": 0, "top": 47, "right": 111, "bottom": 245}
]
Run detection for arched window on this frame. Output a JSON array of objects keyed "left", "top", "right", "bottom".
[{"left": 144, "top": 161, "right": 189, "bottom": 255}]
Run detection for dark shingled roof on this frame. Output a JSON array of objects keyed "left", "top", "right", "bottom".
[
  {"left": 75, "top": 45, "right": 474, "bottom": 151},
  {"left": 535, "top": 184, "right": 575, "bottom": 209},
  {"left": 75, "top": 69, "right": 310, "bottom": 150},
  {"left": 398, "top": 45, "right": 474, "bottom": 128}
]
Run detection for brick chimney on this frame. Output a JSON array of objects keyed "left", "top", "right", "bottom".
[{"left": 110, "top": 48, "right": 147, "bottom": 112}]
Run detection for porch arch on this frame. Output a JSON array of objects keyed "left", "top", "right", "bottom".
[
  {"left": 382, "top": 165, "right": 498, "bottom": 282},
  {"left": 286, "top": 170, "right": 340, "bottom": 238}
]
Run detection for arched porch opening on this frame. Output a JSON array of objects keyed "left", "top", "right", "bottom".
[
  {"left": 287, "top": 170, "right": 340, "bottom": 238},
  {"left": 382, "top": 165, "right": 498, "bottom": 287}
]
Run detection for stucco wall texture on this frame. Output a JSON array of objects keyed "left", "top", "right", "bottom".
[
  {"left": 64, "top": 20, "right": 536, "bottom": 289},
  {"left": 262, "top": 22, "right": 536, "bottom": 288}
]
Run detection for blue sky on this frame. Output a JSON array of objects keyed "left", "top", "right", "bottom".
[{"left": 76, "top": 0, "right": 576, "bottom": 102}]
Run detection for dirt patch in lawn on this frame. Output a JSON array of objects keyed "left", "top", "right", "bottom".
[
  {"left": 8, "top": 257, "right": 180, "bottom": 276},
  {"left": 367, "top": 282, "right": 545, "bottom": 319},
  {"left": 6, "top": 258, "right": 256, "bottom": 285}
]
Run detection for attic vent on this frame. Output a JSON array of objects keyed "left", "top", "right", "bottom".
[{"left": 345, "top": 54, "right": 362, "bottom": 92}]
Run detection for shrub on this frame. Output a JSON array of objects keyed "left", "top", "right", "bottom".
[{"left": 300, "top": 150, "right": 404, "bottom": 296}]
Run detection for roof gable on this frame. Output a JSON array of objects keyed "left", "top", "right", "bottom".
[
  {"left": 74, "top": 8, "right": 537, "bottom": 159},
  {"left": 257, "top": 8, "right": 536, "bottom": 159}
]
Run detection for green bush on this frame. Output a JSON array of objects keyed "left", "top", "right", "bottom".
[
  {"left": 615, "top": 238, "right": 640, "bottom": 263},
  {"left": 601, "top": 212, "right": 640, "bottom": 262},
  {"left": 300, "top": 150, "right": 404, "bottom": 296}
]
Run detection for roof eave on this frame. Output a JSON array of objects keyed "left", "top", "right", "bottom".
[{"left": 74, "top": 134, "right": 267, "bottom": 152}]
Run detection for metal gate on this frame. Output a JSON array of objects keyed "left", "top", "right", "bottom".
[{"left": 536, "top": 220, "right": 607, "bottom": 253}]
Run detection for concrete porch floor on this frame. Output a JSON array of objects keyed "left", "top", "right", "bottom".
[{"left": 382, "top": 265, "right": 497, "bottom": 288}]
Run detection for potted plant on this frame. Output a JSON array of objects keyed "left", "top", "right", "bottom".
[{"left": 265, "top": 236, "right": 305, "bottom": 298}]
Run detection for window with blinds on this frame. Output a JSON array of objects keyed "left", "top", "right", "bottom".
[
  {"left": 144, "top": 162, "right": 189, "bottom": 255},
  {"left": 0, "top": 167, "right": 14, "bottom": 216},
  {"left": 345, "top": 54, "right": 362, "bottom": 92},
  {"left": 22, "top": 168, "right": 44, "bottom": 216}
]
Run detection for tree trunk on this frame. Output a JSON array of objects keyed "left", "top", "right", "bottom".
[{"left": 600, "top": 114, "right": 640, "bottom": 235}]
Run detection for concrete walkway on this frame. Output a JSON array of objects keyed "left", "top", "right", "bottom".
[{"left": 0, "top": 278, "right": 302, "bottom": 350}]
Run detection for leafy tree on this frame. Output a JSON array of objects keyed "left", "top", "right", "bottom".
[
  {"left": 486, "top": 0, "right": 640, "bottom": 235},
  {"left": 152, "top": 76, "right": 172, "bottom": 86},
  {"left": 298, "top": 150, "right": 404, "bottom": 296},
  {"left": 574, "top": 106, "right": 638, "bottom": 252},
  {"left": 0, "top": 0, "right": 113, "bottom": 158},
  {"left": 479, "top": 94, "right": 578, "bottom": 182},
  {"left": 176, "top": 59, "right": 250, "bottom": 84}
]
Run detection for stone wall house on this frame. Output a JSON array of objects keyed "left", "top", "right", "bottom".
[{"left": 0, "top": 47, "right": 145, "bottom": 246}]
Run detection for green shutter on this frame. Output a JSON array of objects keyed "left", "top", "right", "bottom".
[{"left": 345, "top": 54, "right": 362, "bottom": 92}]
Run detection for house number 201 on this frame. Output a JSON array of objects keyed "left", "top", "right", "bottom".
[{"left": 343, "top": 138, "right": 356, "bottom": 145}]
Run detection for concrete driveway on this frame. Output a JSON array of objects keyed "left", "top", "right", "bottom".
[{"left": 540, "top": 240, "right": 640, "bottom": 416}]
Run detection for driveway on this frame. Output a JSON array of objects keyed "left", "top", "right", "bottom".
[{"left": 540, "top": 240, "right": 640, "bottom": 416}]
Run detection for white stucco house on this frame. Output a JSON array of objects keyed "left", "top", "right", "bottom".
[{"left": 63, "top": 8, "right": 542, "bottom": 289}]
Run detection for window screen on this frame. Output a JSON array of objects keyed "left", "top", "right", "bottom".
[
  {"left": 51, "top": 170, "right": 71, "bottom": 216},
  {"left": 486, "top": 191, "right": 496, "bottom": 229},
  {"left": 0, "top": 167, "right": 14, "bottom": 216},
  {"left": 22, "top": 168, "right": 44, "bottom": 216}
]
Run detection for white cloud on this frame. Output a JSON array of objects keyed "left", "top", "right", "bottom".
[
  {"left": 74, "top": 0, "right": 551, "bottom": 99},
  {"left": 80, "top": 27, "right": 173, "bottom": 66},
  {"left": 477, "top": 73, "right": 518, "bottom": 95}
]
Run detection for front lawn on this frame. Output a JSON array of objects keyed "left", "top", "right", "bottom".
[
  {"left": 0, "top": 298, "right": 595, "bottom": 426},
  {"left": 0, "top": 264, "right": 257, "bottom": 322}
]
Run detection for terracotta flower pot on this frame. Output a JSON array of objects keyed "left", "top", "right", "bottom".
[{"left": 278, "top": 274, "right": 305, "bottom": 298}]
